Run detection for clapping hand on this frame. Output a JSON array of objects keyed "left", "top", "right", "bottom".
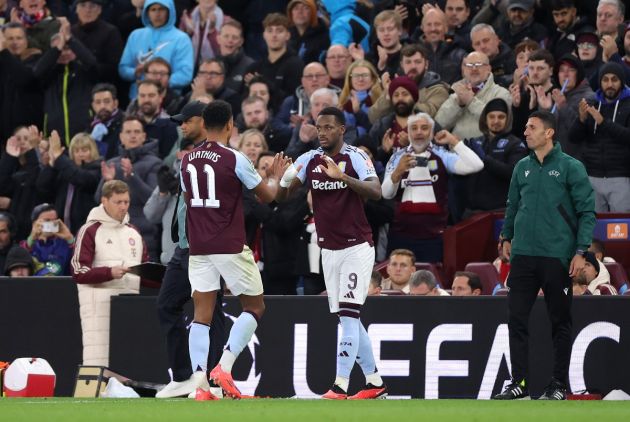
[
  {"left": 101, "top": 160, "right": 116, "bottom": 181},
  {"left": 348, "top": 43, "right": 365, "bottom": 61},
  {"left": 120, "top": 157, "right": 133, "bottom": 178},
  {"left": 49, "top": 130, "right": 65, "bottom": 163}
]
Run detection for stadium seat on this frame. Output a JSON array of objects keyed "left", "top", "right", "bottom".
[
  {"left": 603, "top": 262, "right": 629, "bottom": 294},
  {"left": 594, "top": 284, "right": 618, "bottom": 295},
  {"left": 623, "top": 290, "right": 630, "bottom": 296},
  {"left": 373, "top": 261, "right": 389, "bottom": 278},
  {"left": 493, "top": 288, "right": 509, "bottom": 296},
  {"left": 464, "top": 262, "right": 501, "bottom": 295},
  {"left": 373, "top": 261, "right": 445, "bottom": 286}
]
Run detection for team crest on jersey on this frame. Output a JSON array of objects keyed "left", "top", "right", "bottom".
[
  {"left": 549, "top": 170, "right": 560, "bottom": 177},
  {"left": 129, "top": 238, "right": 136, "bottom": 246},
  {"left": 428, "top": 160, "right": 438, "bottom": 171},
  {"left": 525, "top": 170, "right": 530, "bottom": 178},
  {"left": 337, "top": 161, "right": 347, "bottom": 173}
]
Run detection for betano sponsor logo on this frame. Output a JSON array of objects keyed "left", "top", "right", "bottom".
[{"left": 311, "top": 180, "right": 347, "bottom": 190}]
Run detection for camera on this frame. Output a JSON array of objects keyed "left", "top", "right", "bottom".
[
  {"left": 41, "top": 221, "right": 59, "bottom": 233},
  {"left": 413, "top": 154, "right": 428, "bottom": 167}
]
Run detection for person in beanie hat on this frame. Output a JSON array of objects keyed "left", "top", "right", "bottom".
[
  {"left": 3, "top": 246, "right": 34, "bottom": 277},
  {"left": 569, "top": 61, "right": 630, "bottom": 212}
]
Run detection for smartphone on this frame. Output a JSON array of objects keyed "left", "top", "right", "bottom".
[
  {"left": 41, "top": 221, "right": 59, "bottom": 233},
  {"left": 414, "top": 155, "right": 429, "bottom": 167}
]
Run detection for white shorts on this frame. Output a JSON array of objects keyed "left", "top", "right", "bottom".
[
  {"left": 188, "top": 245, "right": 263, "bottom": 297},
  {"left": 321, "top": 242, "right": 374, "bottom": 313}
]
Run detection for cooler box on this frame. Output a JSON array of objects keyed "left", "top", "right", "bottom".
[{"left": 3, "top": 358, "right": 56, "bottom": 397}]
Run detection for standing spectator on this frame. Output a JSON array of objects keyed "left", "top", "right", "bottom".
[
  {"left": 470, "top": 23, "right": 515, "bottom": 88},
  {"left": 451, "top": 271, "right": 482, "bottom": 296},
  {"left": 187, "top": 58, "right": 240, "bottom": 112},
  {"left": 596, "top": 0, "right": 624, "bottom": 44},
  {"left": 216, "top": 20, "right": 254, "bottom": 95},
  {"left": 71, "top": 0, "right": 124, "bottom": 83},
  {"left": 547, "top": 0, "right": 594, "bottom": 59},
  {"left": 33, "top": 17, "right": 97, "bottom": 146},
  {"left": 365, "top": 10, "right": 404, "bottom": 76},
  {"left": 245, "top": 13, "right": 304, "bottom": 112},
  {"left": 119, "top": 0, "right": 194, "bottom": 100},
  {"left": 72, "top": 180, "right": 149, "bottom": 366},
  {"left": 21, "top": 202, "right": 74, "bottom": 276},
  {"left": 179, "top": 0, "right": 224, "bottom": 69},
  {"left": 435, "top": 51, "right": 511, "bottom": 139},
  {"left": 117, "top": 0, "right": 144, "bottom": 40},
  {"left": 13, "top": 0, "right": 60, "bottom": 52},
  {"left": 338, "top": 60, "right": 382, "bottom": 137},
  {"left": 89, "top": 83, "right": 124, "bottom": 160},
  {"left": 239, "top": 96, "right": 292, "bottom": 152},
  {"left": 287, "top": 0, "right": 329, "bottom": 64},
  {"left": 0, "top": 22, "right": 43, "bottom": 142},
  {"left": 445, "top": 0, "right": 473, "bottom": 50},
  {"left": 495, "top": 110, "right": 595, "bottom": 401},
  {"left": 321, "top": 0, "right": 372, "bottom": 53},
  {"left": 496, "top": 0, "right": 548, "bottom": 49},
  {"left": 381, "top": 248, "right": 415, "bottom": 292},
  {"left": 0, "top": 211, "right": 17, "bottom": 272},
  {"left": 575, "top": 31, "right": 604, "bottom": 84},
  {"left": 568, "top": 62, "right": 630, "bottom": 212},
  {"left": 325, "top": 44, "right": 352, "bottom": 89},
  {"left": 36, "top": 132, "right": 101, "bottom": 235},
  {"left": 94, "top": 116, "right": 162, "bottom": 260}
]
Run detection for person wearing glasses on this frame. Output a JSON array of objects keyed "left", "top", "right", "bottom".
[
  {"left": 338, "top": 60, "right": 382, "bottom": 137},
  {"left": 436, "top": 51, "right": 511, "bottom": 140},
  {"left": 325, "top": 44, "right": 352, "bottom": 89},
  {"left": 186, "top": 58, "right": 240, "bottom": 113},
  {"left": 126, "top": 57, "right": 184, "bottom": 116}
]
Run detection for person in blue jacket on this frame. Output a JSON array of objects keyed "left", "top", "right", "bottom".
[{"left": 118, "top": 0, "right": 193, "bottom": 100}]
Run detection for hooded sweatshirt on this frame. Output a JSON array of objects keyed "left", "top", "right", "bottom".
[
  {"left": 587, "top": 262, "right": 617, "bottom": 295},
  {"left": 119, "top": 0, "right": 194, "bottom": 99}
]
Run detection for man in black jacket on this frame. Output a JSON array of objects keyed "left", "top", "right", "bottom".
[
  {"left": 89, "top": 83, "right": 124, "bottom": 160},
  {"left": 216, "top": 20, "right": 254, "bottom": 95}
]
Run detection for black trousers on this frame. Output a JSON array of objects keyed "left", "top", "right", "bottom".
[
  {"left": 507, "top": 255, "right": 573, "bottom": 386},
  {"left": 157, "top": 247, "right": 226, "bottom": 382}
]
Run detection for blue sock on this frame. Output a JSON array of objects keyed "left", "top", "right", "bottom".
[
  {"left": 336, "top": 315, "right": 360, "bottom": 380},
  {"left": 219, "top": 311, "right": 258, "bottom": 372},
  {"left": 356, "top": 322, "right": 376, "bottom": 375},
  {"left": 189, "top": 321, "right": 210, "bottom": 373}
]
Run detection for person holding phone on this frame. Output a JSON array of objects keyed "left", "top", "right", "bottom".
[{"left": 20, "top": 203, "right": 74, "bottom": 276}]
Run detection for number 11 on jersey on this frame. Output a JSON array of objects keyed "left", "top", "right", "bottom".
[{"left": 187, "top": 163, "right": 221, "bottom": 208}]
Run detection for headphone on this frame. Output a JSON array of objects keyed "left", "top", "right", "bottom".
[{"left": 0, "top": 211, "right": 17, "bottom": 239}]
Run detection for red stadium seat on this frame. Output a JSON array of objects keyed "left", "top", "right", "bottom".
[
  {"left": 373, "top": 261, "right": 445, "bottom": 287},
  {"left": 464, "top": 262, "right": 501, "bottom": 295},
  {"left": 603, "top": 262, "right": 629, "bottom": 294}
]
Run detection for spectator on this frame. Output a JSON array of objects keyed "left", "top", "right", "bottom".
[
  {"left": 275, "top": 62, "right": 337, "bottom": 129},
  {"left": 338, "top": 59, "right": 382, "bottom": 137},
  {"left": 127, "top": 57, "right": 185, "bottom": 116},
  {"left": 409, "top": 269, "right": 449, "bottom": 296},
  {"left": 0, "top": 22, "right": 43, "bottom": 142},
  {"left": 21, "top": 203, "right": 74, "bottom": 275},
  {"left": 14, "top": 0, "right": 60, "bottom": 52},
  {"left": 216, "top": 20, "right": 254, "bottom": 95},
  {"left": 33, "top": 17, "right": 97, "bottom": 146},
  {"left": 496, "top": 0, "right": 548, "bottom": 49},
  {"left": 325, "top": 44, "right": 352, "bottom": 89},
  {"left": 417, "top": 6, "right": 466, "bottom": 84},
  {"left": 245, "top": 13, "right": 304, "bottom": 113},
  {"left": 381, "top": 113, "right": 483, "bottom": 262},
  {"left": 187, "top": 58, "right": 241, "bottom": 112},
  {"left": 462, "top": 98, "right": 526, "bottom": 215},
  {"left": 0, "top": 211, "right": 17, "bottom": 272},
  {"left": 571, "top": 272, "right": 591, "bottom": 295},
  {"left": 366, "top": 10, "right": 404, "bottom": 76},
  {"left": 572, "top": 251, "right": 617, "bottom": 295},
  {"left": 117, "top": 0, "right": 144, "bottom": 40},
  {"left": 451, "top": 271, "right": 482, "bottom": 296},
  {"left": 321, "top": 0, "right": 372, "bottom": 53},
  {"left": 245, "top": 76, "right": 273, "bottom": 112},
  {"left": 71, "top": 0, "right": 124, "bottom": 83},
  {"left": 436, "top": 51, "right": 511, "bottom": 140},
  {"left": 287, "top": 0, "right": 329, "bottom": 65},
  {"left": 0, "top": 126, "right": 41, "bottom": 240},
  {"left": 179, "top": 0, "right": 224, "bottom": 69},
  {"left": 368, "top": 270, "right": 382, "bottom": 296},
  {"left": 589, "top": 238, "right": 616, "bottom": 263},
  {"left": 239, "top": 96, "right": 291, "bottom": 152},
  {"left": 130, "top": 79, "right": 179, "bottom": 159},
  {"left": 445, "top": 0, "right": 473, "bottom": 50},
  {"left": 368, "top": 43, "right": 450, "bottom": 123},
  {"left": 94, "top": 116, "right": 162, "bottom": 260},
  {"left": 381, "top": 248, "right": 415, "bottom": 293},
  {"left": 547, "top": 0, "right": 594, "bottom": 59},
  {"left": 3, "top": 245, "right": 34, "bottom": 276},
  {"left": 238, "top": 128, "right": 268, "bottom": 165},
  {"left": 36, "top": 132, "right": 101, "bottom": 235},
  {"left": 369, "top": 76, "right": 418, "bottom": 164},
  {"left": 512, "top": 39, "right": 539, "bottom": 83},
  {"left": 72, "top": 180, "right": 149, "bottom": 365},
  {"left": 575, "top": 31, "right": 604, "bottom": 83},
  {"left": 470, "top": 23, "right": 515, "bottom": 88},
  {"left": 596, "top": 0, "right": 624, "bottom": 43},
  {"left": 0, "top": 1, "right": 17, "bottom": 25},
  {"left": 119, "top": 0, "right": 194, "bottom": 100},
  {"left": 89, "top": 83, "right": 124, "bottom": 160},
  {"left": 568, "top": 62, "right": 630, "bottom": 212}
]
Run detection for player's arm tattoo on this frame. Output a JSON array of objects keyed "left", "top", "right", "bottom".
[{"left": 340, "top": 175, "right": 382, "bottom": 201}]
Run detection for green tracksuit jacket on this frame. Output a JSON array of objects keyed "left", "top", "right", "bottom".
[{"left": 501, "top": 142, "right": 596, "bottom": 264}]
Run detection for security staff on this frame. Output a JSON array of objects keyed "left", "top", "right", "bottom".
[{"left": 494, "top": 110, "right": 595, "bottom": 400}]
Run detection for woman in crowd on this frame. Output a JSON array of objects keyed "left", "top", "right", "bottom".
[{"left": 338, "top": 60, "right": 382, "bottom": 136}]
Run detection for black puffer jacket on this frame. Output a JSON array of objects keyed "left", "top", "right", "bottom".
[{"left": 289, "top": 17, "right": 330, "bottom": 64}]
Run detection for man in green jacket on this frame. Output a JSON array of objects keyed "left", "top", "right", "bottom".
[{"left": 494, "top": 110, "right": 595, "bottom": 401}]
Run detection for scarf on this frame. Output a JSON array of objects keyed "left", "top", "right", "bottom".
[{"left": 18, "top": 8, "right": 47, "bottom": 28}]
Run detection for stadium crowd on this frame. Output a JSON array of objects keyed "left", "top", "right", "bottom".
[{"left": 0, "top": 0, "right": 628, "bottom": 297}]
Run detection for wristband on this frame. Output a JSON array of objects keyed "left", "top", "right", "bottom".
[{"left": 280, "top": 165, "right": 298, "bottom": 188}]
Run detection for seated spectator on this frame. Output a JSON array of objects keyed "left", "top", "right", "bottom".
[
  {"left": 368, "top": 270, "right": 382, "bottom": 296},
  {"left": 462, "top": 98, "right": 527, "bottom": 215},
  {"left": 595, "top": 0, "right": 624, "bottom": 51},
  {"left": 575, "top": 31, "right": 604, "bottom": 83},
  {"left": 287, "top": 0, "right": 329, "bottom": 64},
  {"left": 238, "top": 96, "right": 292, "bottom": 152},
  {"left": 451, "top": 271, "right": 482, "bottom": 296},
  {"left": 14, "top": 0, "right": 60, "bottom": 52},
  {"left": 470, "top": 23, "right": 515, "bottom": 88},
  {"left": 187, "top": 58, "right": 241, "bottom": 113},
  {"left": 72, "top": 180, "right": 149, "bottom": 365},
  {"left": 33, "top": 17, "right": 97, "bottom": 146},
  {"left": 382, "top": 113, "right": 483, "bottom": 262},
  {"left": 89, "top": 83, "right": 124, "bottom": 160},
  {"left": 216, "top": 20, "right": 254, "bottom": 95},
  {"left": 325, "top": 44, "right": 352, "bottom": 89},
  {"left": 21, "top": 203, "right": 74, "bottom": 276},
  {"left": 130, "top": 57, "right": 185, "bottom": 116},
  {"left": 445, "top": 0, "right": 473, "bottom": 50},
  {"left": 0, "top": 211, "right": 17, "bottom": 272},
  {"left": 0, "top": 22, "right": 43, "bottom": 142},
  {"left": 0, "top": 126, "right": 41, "bottom": 241},
  {"left": 339, "top": 60, "right": 381, "bottom": 137},
  {"left": 496, "top": 0, "right": 548, "bottom": 49},
  {"left": 572, "top": 251, "right": 618, "bottom": 295},
  {"left": 245, "top": 76, "right": 273, "bottom": 112},
  {"left": 436, "top": 51, "right": 512, "bottom": 140},
  {"left": 409, "top": 269, "right": 449, "bottom": 296},
  {"left": 3, "top": 245, "right": 34, "bottom": 277},
  {"left": 381, "top": 248, "right": 415, "bottom": 293},
  {"left": 369, "top": 43, "right": 450, "bottom": 124},
  {"left": 95, "top": 116, "right": 162, "bottom": 260},
  {"left": 238, "top": 129, "right": 269, "bottom": 165},
  {"left": 589, "top": 238, "right": 616, "bottom": 263},
  {"left": 178, "top": 0, "right": 224, "bottom": 69},
  {"left": 118, "top": 0, "right": 193, "bottom": 100},
  {"left": 285, "top": 87, "right": 340, "bottom": 159},
  {"left": 36, "top": 132, "right": 101, "bottom": 235}
]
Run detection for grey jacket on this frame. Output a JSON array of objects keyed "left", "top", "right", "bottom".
[{"left": 143, "top": 187, "right": 177, "bottom": 264}]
